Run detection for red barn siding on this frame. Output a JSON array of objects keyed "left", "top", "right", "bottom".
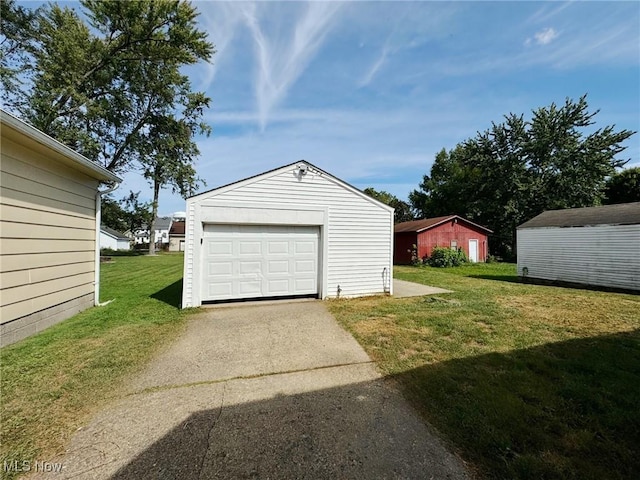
[
  {"left": 394, "top": 217, "right": 490, "bottom": 264},
  {"left": 417, "top": 220, "right": 488, "bottom": 261},
  {"left": 394, "top": 232, "right": 417, "bottom": 264}
]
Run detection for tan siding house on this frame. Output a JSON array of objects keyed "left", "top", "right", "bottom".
[{"left": 1, "top": 110, "right": 121, "bottom": 346}]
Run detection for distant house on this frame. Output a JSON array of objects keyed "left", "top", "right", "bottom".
[
  {"left": 100, "top": 226, "right": 130, "bottom": 251},
  {"left": 168, "top": 221, "right": 185, "bottom": 251},
  {"left": 394, "top": 215, "right": 492, "bottom": 264},
  {"left": 1, "top": 109, "right": 121, "bottom": 347},
  {"left": 133, "top": 217, "right": 172, "bottom": 246},
  {"left": 517, "top": 202, "right": 640, "bottom": 291}
]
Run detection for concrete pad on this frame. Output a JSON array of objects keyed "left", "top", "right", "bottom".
[
  {"left": 34, "top": 301, "right": 470, "bottom": 480},
  {"left": 393, "top": 278, "right": 453, "bottom": 297},
  {"left": 131, "top": 302, "right": 371, "bottom": 392}
]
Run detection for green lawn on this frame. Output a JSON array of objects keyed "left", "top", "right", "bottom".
[
  {"left": 329, "top": 263, "right": 640, "bottom": 480},
  {"left": 0, "top": 254, "right": 191, "bottom": 477}
]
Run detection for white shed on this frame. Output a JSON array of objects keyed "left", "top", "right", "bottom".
[
  {"left": 181, "top": 161, "right": 394, "bottom": 307},
  {"left": 517, "top": 202, "right": 640, "bottom": 291},
  {"left": 100, "top": 226, "right": 130, "bottom": 251}
]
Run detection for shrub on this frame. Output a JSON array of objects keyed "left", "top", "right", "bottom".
[{"left": 427, "top": 246, "right": 468, "bottom": 267}]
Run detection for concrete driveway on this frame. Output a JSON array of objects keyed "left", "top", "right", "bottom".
[{"left": 37, "top": 302, "right": 470, "bottom": 479}]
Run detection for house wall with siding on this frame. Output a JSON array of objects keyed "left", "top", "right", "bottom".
[
  {"left": 183, "top": 165, "right": 393, "bottom": 307},
  {"left": 0, "top": 136, "right": 98, "bottom": 345},
  {"left": 417, "top": 221, "right": 488, "bottom": 262},
  {"left": 169, "top": 236, "right": 185, "bottom": 251},
  {"left": 517, "top": 224, "right": 640, "bottom": 291}
]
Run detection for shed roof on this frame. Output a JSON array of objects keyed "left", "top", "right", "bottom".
[
  {"left": 518, "top": 202, "right": 640, "bottom": 229},
  {"left": 395, "top": 215, "right": 493, "bottom": 234},
  {"left": 1, "top": 109, "right": 121, "bottom": 183},
  {"left": 169, "top": 221, "right": 185, "bottom": 235},
  {"left": 101, "top": 225, "right": 129, "bottom": 240}
]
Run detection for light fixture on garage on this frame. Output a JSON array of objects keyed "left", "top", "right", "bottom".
[{"left": 296, "top": 162, "right": 308, "bottom": 179}]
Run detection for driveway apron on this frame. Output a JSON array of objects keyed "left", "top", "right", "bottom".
[{"left": 34, "top": 301, "right": 470, "bottom": 479}]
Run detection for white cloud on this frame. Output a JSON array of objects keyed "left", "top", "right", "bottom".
[
  {"left": 534, "top": 27, "right": 559, "bottom": 45},
  {"left": 240, "top": 2, "right": 343, "bottom": 130}
]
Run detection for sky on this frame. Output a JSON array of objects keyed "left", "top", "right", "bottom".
[{"left": 42, "top": 1, "right": 640, "bottom": 215}]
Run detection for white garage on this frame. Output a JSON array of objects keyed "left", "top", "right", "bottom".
[{"left": 181, "top": 161, "right": 394, "bottom": 307}]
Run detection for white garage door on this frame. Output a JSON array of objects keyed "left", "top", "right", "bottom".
[{"left": 202, "top": 224, "right": 319, "bottom": 301}]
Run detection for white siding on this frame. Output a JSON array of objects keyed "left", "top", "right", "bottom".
[
  {"left": 182, "top": 164, "right": 393, "bottom": 307},
  {"left": 517, "top": 224, "right": 640, "bottom": 291},
  {"left": 99, "top": 232, "right": 129, "bottom": 250}
]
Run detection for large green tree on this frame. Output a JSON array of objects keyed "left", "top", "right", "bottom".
[
  {"left": 1, "top": 0, "right": 214, "bottom": 254},
  {"left": 410, "top": 96, "right": 635, "bottom": 257},
  {"left": 363, "top": 188, "right": 414, "bottom": 223},
  {"left": 603, "top": 167, "right": 640, "bottom": 204}
]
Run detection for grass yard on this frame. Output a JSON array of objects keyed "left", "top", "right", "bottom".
[
  {"left": 0, "top": 254, "right": 191, "bottom": 478},
  {"left": 329, "top": 263, "right": 640, "bottom": 480}
]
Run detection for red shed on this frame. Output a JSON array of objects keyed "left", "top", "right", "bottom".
[{"left": 394, "top": 215, "right": 492, "bottom": 264}]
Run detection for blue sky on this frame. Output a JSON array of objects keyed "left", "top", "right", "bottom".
[{"left": 64, "top": 2, "right": 640, "bottom": 215}]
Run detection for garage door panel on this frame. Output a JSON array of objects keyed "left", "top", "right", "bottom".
[
  {"left": 239, "top": 281, "right": 261, "bottom": 295},
  {"left": 207, "top": 261, "right": 232, "bottom": 276},
  {"left": 202, "top": 225, "right": 319, "bottom": 301},
  {"left": 295, "top": 278, "right": 316, "bottom": 291},
  {"left": 239, "top": 261, "right": 261, "bottom": 274},
  {"left": 239, "top": 241, "right": 261, "bottom": 255},
  {"left": 295, "top": 241, "right": 315, "bottom": 254},
  {"left": 209, "top": 283, "right": 232, "bottom": 296},
  {"left": 209, "top": 241, "right": 232, "bottom": 255},
  {"left": 268, "top": 241, "right": 289, "bottom": 254},
  {"left": 268, "top": 260, "right": 290, "bottom": 274},
  {"left": 268, "top": 279, "right": 290, "bottom": 294}
]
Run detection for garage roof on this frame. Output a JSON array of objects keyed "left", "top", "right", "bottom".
[
  {"left": 518, "top": 202, "right": 640, "bottom": 229},
  {"left": 395, "top": 215, "right": 493, "bottom": 234},
  {"left": 188, "top": 160, "right": 394, "bottom": 213}
]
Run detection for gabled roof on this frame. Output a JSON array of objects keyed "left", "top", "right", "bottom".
[
  {"left": 518, "top": 202, "right": 640, "bottom": 229},
  {"left": 395, "top": 215, "right": 493, "bottom": 234},
  {"left": 1, "top": 109, "right": 121, "bottom": 183},
  {"left": 101, "top": 225, "right": 129, "bottom": 240},
  {"left": 187, "top": 160, "right": 394, "bottom": 213},
  {"left": 169, "top": 221, "right": 185, "bottom": 235}
]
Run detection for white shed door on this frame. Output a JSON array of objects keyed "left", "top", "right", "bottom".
[
  {"left": 469, "top": 239, "right": 478, "bottom": 262},
  {"left": 202, "top": 225, "right": 319, "bottom": 301}
]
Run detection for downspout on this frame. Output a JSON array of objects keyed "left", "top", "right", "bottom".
[{"left": 95, "top": 182, "right": 120, "bottom": 306}]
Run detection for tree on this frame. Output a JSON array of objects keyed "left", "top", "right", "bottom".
[
  {"left": 0, "top": 0, "right": 40, "bottom": 106},
  {"left": 410, "top": 96, "right": 635, "bottom": 257},
  {"left": 363, "top": 188, "right": 414, "bottom": 223},
  {"left": 604, "top": 167, "right": 640, "bottom": 204},
  {"left": 7, "top": 0, "right": 214, "bottom": 175},
  {"left": 101, "top": 195, "right": 129, "bottom": 233},
  {"left": 101, "top": 192, "right": 152, "bottom": 236}
]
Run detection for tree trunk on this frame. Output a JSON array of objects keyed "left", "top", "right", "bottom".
[{"left": 148, "top": 177, "right": 161, "bottom": 256}]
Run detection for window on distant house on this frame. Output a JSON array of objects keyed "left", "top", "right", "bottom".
[{"left": 450, "top": 240, "right": 457, "bottom": 251}]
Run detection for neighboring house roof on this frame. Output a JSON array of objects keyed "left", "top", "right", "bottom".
[
  {"left": 395, "top": 215, "right": 493, "bottom": 234},
  {"left": 101, "top": 225, "right": 129, "bottom": 240},
  {"left": 1, "top": 109, "right": 121, "bottom": 183},
  {"left": 518, "top": 202, "right": 640, "bottom": 229},
  {"left": 169, "top": 221, "right": 185, "bottom": 235},
  {"left": 188, "top": 160, "right": 394, "bottom": 213},
  {"left": 140, "top": 217, "right": 172, "bottom": 231}
]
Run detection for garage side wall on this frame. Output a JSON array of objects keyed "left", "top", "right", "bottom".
[
  {"left": 517, "top": 224, "right": 640, "bottom": 291},
  {"left": 182, "top": 167, "right": 393, "bottom": 307},
  {"left": 1, "top": 136, "right": 99, "bottom": 346}
]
